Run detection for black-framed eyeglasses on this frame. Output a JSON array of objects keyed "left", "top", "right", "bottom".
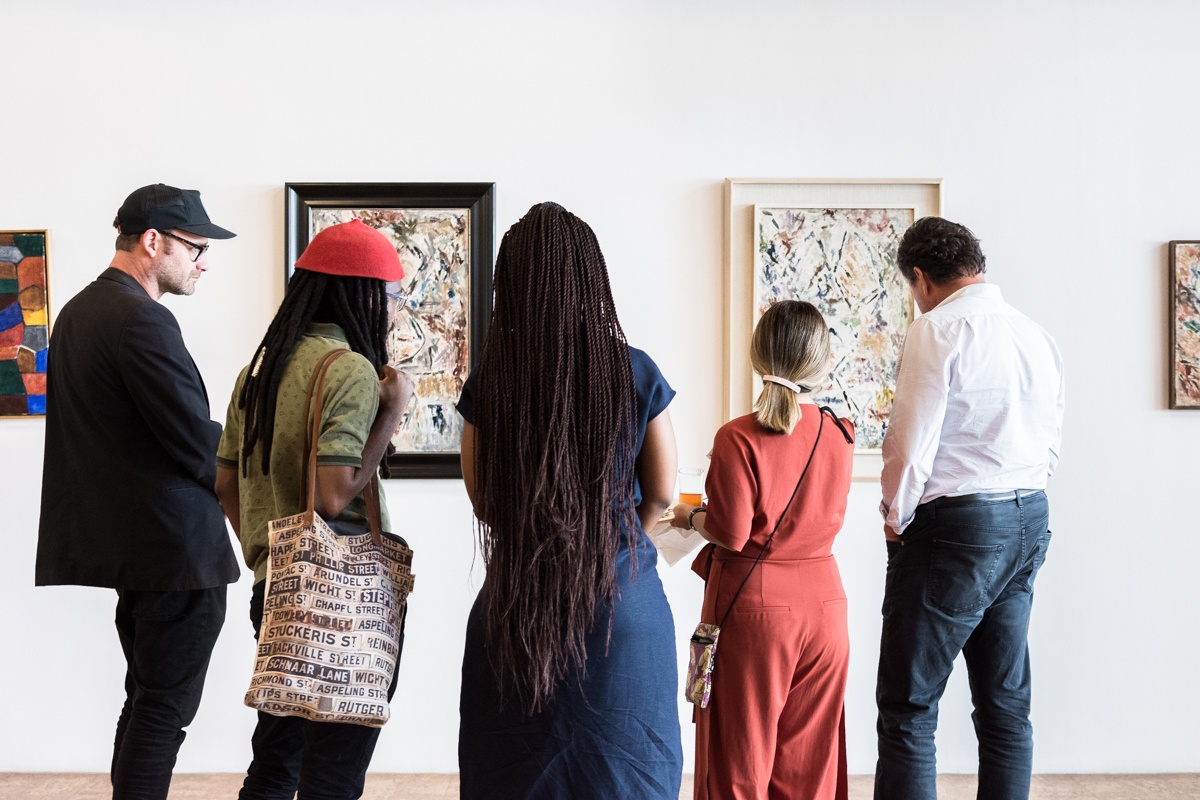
[{"left": 159, "top": 230, "right": 210, "bottom": 263}]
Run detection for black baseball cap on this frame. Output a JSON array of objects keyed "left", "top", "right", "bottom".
[{"left": 116, "top": 183, "right": 236, "bottom": 239}]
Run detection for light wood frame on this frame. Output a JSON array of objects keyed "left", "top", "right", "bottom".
[
  {"left": 724, "top": 179, "right": 942, "bottom": 479},
  {"left": 1169, "top": 240, "right": 1200, "bottom": 409}
]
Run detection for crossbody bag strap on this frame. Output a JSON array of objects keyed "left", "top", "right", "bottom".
[
  {"left": 819, "top": 406, "right": 855, "bottom": 444},
  {"left": 717, "top": 408, "right": 828, "bottom": 628},
  {"left": 299, "top": 348, "right": 352, "bottom": 515}
]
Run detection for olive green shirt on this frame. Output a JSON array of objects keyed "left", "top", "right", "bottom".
[{"left": 217, "top": 323, "right": 391, "bottom": 583}]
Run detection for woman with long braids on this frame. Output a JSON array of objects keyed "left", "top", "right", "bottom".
[
  {"left": 456, "top": 202, "right": 684, "bottom": 797},
  {"left": 214, "top": 219, "right": 413, "bottom": 799},
  {"left": 670, "top": 300, "right": 855, "bottom": 800}
]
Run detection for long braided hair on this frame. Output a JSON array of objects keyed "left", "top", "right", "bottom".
[
  {"left": 238, "top": 268, "right": 392, "bottom": 476},
  {"left": 472, "top": 202, "right": 638, "bottom": 715}
]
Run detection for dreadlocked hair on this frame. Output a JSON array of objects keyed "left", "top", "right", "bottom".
[
  {"left": 472, "top": 202, "right": 638, "bottom": 716},
  {"left": 238, "top": 268, "right": 394, "bottom": 477}
]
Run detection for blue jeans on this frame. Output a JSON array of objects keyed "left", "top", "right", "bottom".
[
  {"left": 874, "top": 491, "right": 1051, "bottom": 800},
  {"left": 112, "top": 586, "right": 228, "bottom": 800}
]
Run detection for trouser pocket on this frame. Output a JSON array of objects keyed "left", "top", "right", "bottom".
[
  {"left": 1033, "top": 530, "right": 1052, "bottom": 575},
  {"left": 926, "top": 538, "right": 1005, "bottom": 615},
  {"left": 1015, "top": 529, "right": 1052, "bottom": 591}
]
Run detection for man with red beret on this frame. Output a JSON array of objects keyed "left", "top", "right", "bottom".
[{"left": 215, "top": 219, "right": 414, "bottom": 798}]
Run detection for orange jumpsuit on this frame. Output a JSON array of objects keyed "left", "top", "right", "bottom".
[{"left": 692, "top": 409, "right": 854, "bottom": 800}]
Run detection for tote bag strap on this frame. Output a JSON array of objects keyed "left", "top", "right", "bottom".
[
  {"left": 716, "top": 408, "right": 829, "bottom": 628},
  {"left": 299, "top": 348, "right": 351, "bottom": 515},
  {"left": 363, "top": 475, "right": 386, "bottom": 546}
]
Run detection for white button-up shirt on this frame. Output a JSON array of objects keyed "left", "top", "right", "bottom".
[{"left": 880, "top": 283, "right": 1065, "bottom": 535}]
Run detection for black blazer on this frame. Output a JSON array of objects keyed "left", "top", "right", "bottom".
[{"left": 36, "top": 268, "right": 240, "bottom": 590}]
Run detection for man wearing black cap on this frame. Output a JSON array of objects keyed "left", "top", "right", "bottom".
[{"left": 36, "top": 184, "right": 241, "bottom": 800}]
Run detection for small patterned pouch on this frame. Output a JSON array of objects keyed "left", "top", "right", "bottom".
[{"left": 685, "top": 623, "right": 721, "bottom": 708}]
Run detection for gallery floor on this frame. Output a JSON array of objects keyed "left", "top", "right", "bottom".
[{"left": 0, "top": 773, "right": 1198, "bottom": 799}]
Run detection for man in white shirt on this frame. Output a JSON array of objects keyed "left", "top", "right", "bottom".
[{"left": 875, "top": 217, "right": 1064, "bottom": 800}]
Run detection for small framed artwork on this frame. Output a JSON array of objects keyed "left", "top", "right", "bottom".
[
  {"left": 725, "top": 180, "right": 942, "bottom": 479},
  {"left": 286, "top": 183, "right": 495, "bottom": 478},
  {"left": 1169, "top": 240, "right": 1200, "bottom": 409},
  {"left": 0, "top": 230, "right": 51, "bottom": 418}
]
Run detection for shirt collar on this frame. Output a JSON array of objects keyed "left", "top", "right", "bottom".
[
  {"left": 305, "top": 322, "right": 350, "bottom": 342},
  {"left": 935, "top": 281, "right": 1001, "bottom": 309}
]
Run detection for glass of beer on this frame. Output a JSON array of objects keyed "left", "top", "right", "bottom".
[{"left": 678, "top": 468, "right": 704, "bottom": 506}]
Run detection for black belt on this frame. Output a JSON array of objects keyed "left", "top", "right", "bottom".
[{"left": 932, "top": 489, "right": 1043, "bottom": 508}]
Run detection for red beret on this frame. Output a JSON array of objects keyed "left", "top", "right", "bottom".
[{"left": 294, "top": 219, "right": 405, "bottom": 281}]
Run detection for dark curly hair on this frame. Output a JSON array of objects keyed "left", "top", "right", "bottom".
[{"left": 897, "top": 216, "right": 986, "bottom": 284}]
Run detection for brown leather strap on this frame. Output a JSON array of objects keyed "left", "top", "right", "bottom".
[
  {"left": 363, "top": 476, "right": 385, "bottom": 546},
  {"left": 300, "top": 349, "right": 388, "bottom": 539},
  {"left": 300, "top": 349, "right": 351, "bottom": 514}
]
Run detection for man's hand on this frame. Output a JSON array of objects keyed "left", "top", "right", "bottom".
[
  {"left": 379, "top": 365, "right": 415, "bottom": 414},
  {"left": 884, "top": 523, "right": 901, "bottom": 542}
]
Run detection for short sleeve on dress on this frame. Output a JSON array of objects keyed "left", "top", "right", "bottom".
[
  {"left": 702, "top": 423, "right": 757, "bottom": 551},
  {"left": 630, "top": 346, "right": 674, "bottom": 428},
  {"left": 628, "top": 346, "right": 674, "bottom": 508}
]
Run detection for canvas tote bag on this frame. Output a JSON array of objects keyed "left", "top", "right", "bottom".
[{"left": 245, "top": 348, "right": 416, "bottom": 727}]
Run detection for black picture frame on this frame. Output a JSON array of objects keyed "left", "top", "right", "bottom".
[{"left": 285, "top": 182, "right": 495, "bottom": 478}]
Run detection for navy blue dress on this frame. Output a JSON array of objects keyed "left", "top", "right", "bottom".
[{"left": 456, "top": 346, "right": 683, "bottom": 799}]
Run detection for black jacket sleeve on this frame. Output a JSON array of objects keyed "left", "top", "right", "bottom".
[{"left": 116, "top": 301, "right": 222, "bottom": 489}]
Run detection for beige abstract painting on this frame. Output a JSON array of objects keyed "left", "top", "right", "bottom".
[{"left": 754, "top": 207, "right": 913, "bottom": 449}]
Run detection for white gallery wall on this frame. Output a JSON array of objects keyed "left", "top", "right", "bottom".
[{"left": 2, "top": 0, "right": 1198, "bottom": 776}]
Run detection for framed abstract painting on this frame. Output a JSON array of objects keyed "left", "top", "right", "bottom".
[
  {"left": 0, "top": 230, "right": 50, "bottom": 418},
  {"left": 1169, "top": 240, "right": 1200, "bottom": 409},
  {"left": 285, "top": 183, "right": 495, "bottom": 478},
  {"left": 725, "top": 180, "right": 942, "bottom": 479}
]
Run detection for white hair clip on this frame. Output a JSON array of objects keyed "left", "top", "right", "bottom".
[{"left": 762, "top": 374, "right": 810, "bottom": 394}]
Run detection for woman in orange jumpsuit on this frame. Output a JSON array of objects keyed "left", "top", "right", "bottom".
[{"left": 672, "top": 300, "right": 855, "bottom": 800}]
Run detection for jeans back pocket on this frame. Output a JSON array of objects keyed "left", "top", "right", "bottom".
[{"left": 926, "top": 538, "right": 1005, "bottom": 616}]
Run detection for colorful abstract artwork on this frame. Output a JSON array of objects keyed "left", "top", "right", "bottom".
[
  {"left": 754, "top": 207, "right": 914, "bottom": 449},
  {"left": 0, "top": 231, "right": 50, "bottom": 417},
  {"left": 1170, "top": 241, "right": 1200, "bottom": 409},
  {"left": 310, "top": 208, "right": 471, "bottom": 452},
  {"left": 285, "top": 182, "right": 494, "bottom": 478}
]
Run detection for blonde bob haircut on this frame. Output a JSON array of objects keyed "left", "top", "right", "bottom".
[{"left": 751, "top": 300, "right": 832, "bottom": 434}]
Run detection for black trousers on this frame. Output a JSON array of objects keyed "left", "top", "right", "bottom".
[
  {"left": 239, "top": 580, "right": 405, "bottom": 800},
  {"left": 112, "top": 586, "right": 228, "bottom": 800}
]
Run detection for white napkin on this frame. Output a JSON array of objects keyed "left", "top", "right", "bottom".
[{"left": 647, "top": 516, "right": 706, "bottom": 567}]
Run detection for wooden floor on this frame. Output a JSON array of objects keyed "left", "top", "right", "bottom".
[{"left": 1, "top": 773, "right": 1198, "bottom": 799}]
